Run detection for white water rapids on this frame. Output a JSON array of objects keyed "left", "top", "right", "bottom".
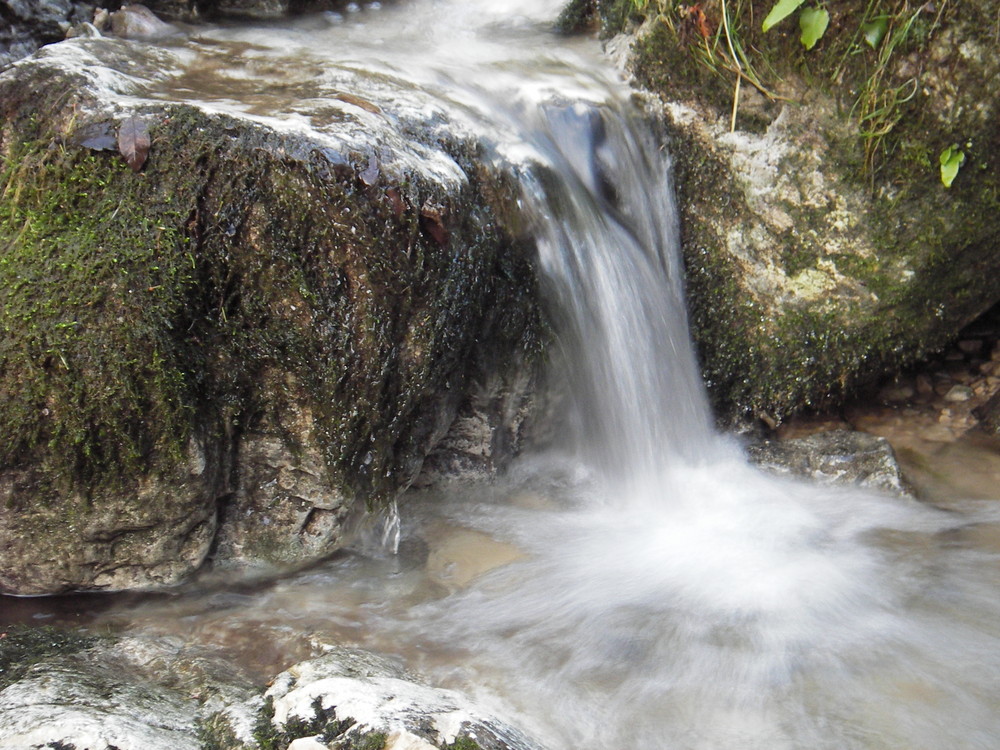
[{"left": 13, "top": 1, "right": 1000, "bottom": 748}]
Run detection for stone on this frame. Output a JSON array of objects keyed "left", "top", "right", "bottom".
[
  {"left": 109, "top": 3, "right": 177, "bottom": 37},
  {"left": 0, "top": 630, "right": 545, "bottom": 750},
  {"left": 208, "top": 0, "right": 288, "bottom": 18},
  {"left": 944, "top": 385, "right": 974, "bottom": 402},
  {"left": 957, "top": 339, "right": 983, "bottom": 354},
  {"left": 0, "top": 633, "right": 259, "bottom": 750},
  {"left": 259, "top": 649, "right": 543, "bottom": 750},
  {"left": 879, "top": 383, "right": 915, "bottom": 403},
  {"left": 609, "top": 0, "right": 1000, "bottom": 423},
  {"left": 0, "top": 34, "right": 542, "bottom": 592},
  {"left": 384, "top": 730, "right": 441, "bottom": 750},
  {"left": 0, "top": 0, "right": 94, "bottom": 67},
  {"left": 425, "top": 525, "right": 524, "bottom": 590},
  {"left": 973, "top": 390, "right": 1000, "bottom": 434},
  {"left": 915, "top": 373, "right": 935, "bottom": 397},
  {"left": 287, "top": 738, "right": 331, "bottom": 750},
  {"left": 0, "top": 434, "right": 225, "bottom": 595},
  {"left": 747, "top": 430, "right": 912, "bottom": 497}
]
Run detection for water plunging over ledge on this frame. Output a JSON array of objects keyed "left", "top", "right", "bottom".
[{"left": 7, "top": 1, "right": 1000, "bottom": 748}]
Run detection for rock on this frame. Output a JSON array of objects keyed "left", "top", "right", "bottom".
[
  {"left": 603, "top": 0, "right": 1000, "bottom": 423},
  {"left": 0, "top": 631, "right": 259, "bottom": 750},
  {"left": 973, "top": 390, "right": 1000, "bottom": 434},
  {"left": 747, "top": 430, "right": 912, "bottom": 496},
  {"left": 424, "top": 525, "right": 524, "bottom": 590},
  {"left": 0, "top": 630, "right": 544, "bottom": 750},
  {"left": 915, "top": 373, "right": 935, "bottom": 397},
  {"left": 110, "top": 3, "right": 177, "bottom": 37},
  {"left": 879, "top": 382, "right": 915, "bottom": 403},
  {"left": 207, "top": 0, "right": 287, "bottom": 18},
  {"left": 0, "top": 434, "right": 225, "bottom": 595},
  {"left": 256, "top": 649, "right": 543, "bottom": 750},
  {"left": 384, "top": 731, "right": 441, "bottom": 750},
  {"left": 65, "top": 20, "right": 103, "bottom": 38},
  {"left": 0, "top": 36, "right": 542, "bottom": 592},
  {"left": 415, "top": 369, "right": 537, "bottom": 486},
  {"left": 943, "top": 384, "right": 974, "bottom": 402},
  {"left": 0, "top": 0, "right": 94, "bottom": 67}
]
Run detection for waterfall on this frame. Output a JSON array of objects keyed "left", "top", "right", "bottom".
[{"left": 515, "top": 100, "right": 717, "bottom": 478}]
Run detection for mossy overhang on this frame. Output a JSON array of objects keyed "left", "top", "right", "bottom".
[
  {"left": 596, "top": 0, "right": 1000, "bottom": 422},
  {"left": 0, "top": 38, "right": 543, "bottom": 514}
]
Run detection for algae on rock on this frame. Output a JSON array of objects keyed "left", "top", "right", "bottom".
[
  {"left": 0, "top": 36, "right": 543, "bottom": 594},
  {"left": 586, "top": 0, "right": 1000, "bottom": 423}
]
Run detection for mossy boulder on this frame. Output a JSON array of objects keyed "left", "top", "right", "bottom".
[
  {"left": 0, "top": 35, "right": 541, "bottom": 593},
  {"left": 594, "top": 0, "right": 1000, "bottom": 424}
]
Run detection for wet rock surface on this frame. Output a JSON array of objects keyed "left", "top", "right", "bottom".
[
  {"left": 747, "top": 430, "right": 911, "bottom": 496},
  {"left": 0, "top": 629, "right": 542, "bottom": 750},
  {"left": 0, "top": 632, "right": 258, "bottom": 750},
  {"left": 254, "top": 649, "right": 542, "bottom": 750},
  {"left": 775, "top": 307, "right": 1000, "bottom": 504},
  {"left": 0, "top": 0, "right": 94, "bottom": 67},
  {"left": 605, "top": 1, "right": 1000, "bottom": 423},
  {"left": 0, "top": 34, "right": 542, "bottom": 593}
]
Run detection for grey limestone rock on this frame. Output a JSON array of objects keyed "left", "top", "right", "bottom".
[
  {"left": 0, "top": 634, "right": 259, "bottom": 750},
  {"left": 747, "top": 430, "right": 912, "bottom": 497},
  {"left": 255, "top": 648, "right": 544, "bottom": 750}
]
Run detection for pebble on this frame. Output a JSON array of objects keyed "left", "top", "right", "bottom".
[
  {"left": 957, "top": 339, "right": 983, "bottom": 354},
  {"left": 915, "top": 373, "right": 935, "bottom": 396},
  {"left": 880, "top": 384, "right": 915, "bottom": 402},
  {"left": 934, "top": 381, "right": 956, "bottom": 397},
  {"left": 944, "top": 385, "right": 974, "bottom": 402}
]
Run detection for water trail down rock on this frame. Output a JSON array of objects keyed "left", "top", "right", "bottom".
[
  {"left": 60, "top": 2, "right": 1000, "bottom": 748},
  {"left": 512, "top": 100, "right": 717, "bottom": 480}
]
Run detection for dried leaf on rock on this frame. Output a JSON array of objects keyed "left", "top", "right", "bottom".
[
  {"left": 118, "top": 116, "right": 150, "bottom": 172},
  {"left": 74, "top": 121, "right": 117, "bottom": 151}
]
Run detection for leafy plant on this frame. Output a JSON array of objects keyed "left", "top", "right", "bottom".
[
  {"left": 852, "top": 3, "right": 926, "bottom": 173},
  {"left": 939, "top": 145, "right": 965, "bottom": 188},
  {"left": 761, "top": 0, "right": 828, "bottom": 49},
  {"left": 798, "top": 7, "right": 829, "bottom": 49},
  {"left": 861, "top": 16, "right": 890, "bottom": 48},
  {"left": 761, "top": 0, "right": 805, "bottom": 31}
]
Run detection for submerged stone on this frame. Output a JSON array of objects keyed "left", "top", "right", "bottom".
[{"left": 747, "top": 430, "right": 912, "bottom": 497}]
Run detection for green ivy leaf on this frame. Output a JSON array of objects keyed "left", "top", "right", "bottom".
[
  {"left": 799, "top": 7, "right": 829, "bottom": 50},
  {"left": 862, "top": 17, "right": 889, "bottom": 48},
  {"left": 762, "top": 0, "right": 806, "bottom": 32},
  {"left": 939, "top": 145, "right": 966, "bottom": 188}
]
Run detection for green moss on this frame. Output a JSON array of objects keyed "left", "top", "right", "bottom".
[
  {"left": 0, "top": 625, "right": 99, "bottom": 691},
  {"left": 0, "top": 75, "right": 542, "bottom": 511},
  {"left": 442, "top": 737, "right": 483, "bottom": 750},
  {"left": 197, "top": 711, "right": 248, "bottom": 750},
  {"left": 251, "top": 695, "right": 391, "bottom": 750},
  {"left": 630, "top": 0, "right": 1000, "bottom": 421},
  {"left": 0, "top": 134, "right": 199, "bottom": 488}
]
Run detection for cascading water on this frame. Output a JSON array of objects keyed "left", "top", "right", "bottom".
[{"left": 24, "top": 1, "right": 1000, "bottom": 748}]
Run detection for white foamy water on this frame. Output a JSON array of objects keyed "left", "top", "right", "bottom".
[{"left": 33, "top": 1, "right": 1000, "bottom": 748}]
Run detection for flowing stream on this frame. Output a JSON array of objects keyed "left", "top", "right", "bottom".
[{"left": 9, "top": 1, "right": 1000, "bottom": 748}]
